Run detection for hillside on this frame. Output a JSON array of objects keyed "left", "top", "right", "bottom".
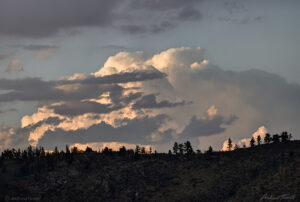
[{"left": 0, "top": 141, "right": 299, "bottom": 202}]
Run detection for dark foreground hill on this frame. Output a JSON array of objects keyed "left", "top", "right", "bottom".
[{"left": 0, "top": 141, "right": 299, "bottom": 202}]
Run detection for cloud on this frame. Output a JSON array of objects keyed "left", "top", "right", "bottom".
[
  {"left": 50, "top": 101, "right": 117, "bottom": 117},
  {"left": 102, "top": 45, "right": 128, "bottom": 50},
  {"left": 221, "top": 126, "right": 268, "bottom": 150},
  {"left": 236, "top": 126, "right": 268, "bottom": 148},
  {"left": 17, "top": 44, "right": 59, "bottom": 60},
  {"left": 0, "top": 0, "right": 121, "bottom": 38},
  {"left": 129, "top": 0, "right": 198, "bottom": 11},
  {"left": 132, "top": 94, "right": 186, "bottom": 109},
  {"left": 1, "top": 47, "right": 300, "bottom": 152},
  {"left": 176, "top": 7, "right": 202, "bottom": 21},
  {"left": 0, "top": 0, "right": 203, "bottom": 38},
  {"left": 0, "top": 52, "right": 14, "bottom": 60},
  {"left": 5, "top": 58, "right": 23, "bottom": 72},
  {"left": 20, "top": 44, "right": 59, "bottom": 51},
  {"left": 0, "top": 123, "right": 29, "bottom": 151},
  {"left": 37, "top": 115, "right": 172, "bottom": 149},
  {"left": 221, "top": 139, "right": 237, "bottom": 151},
  {"left": 0, "top": 108, "right": 18, "bottom": 114},
  {"left": 93, "top": 46, "right": 300, "bottom": 150},
  {"left": 180, "top": 106, "right": 238, "bottom": 139},
  {"left": 119, "top": 21, "right": 176, "bottom": 35},
  {"left": 0, "top": 71, "right": 165, "bottom": 102}
]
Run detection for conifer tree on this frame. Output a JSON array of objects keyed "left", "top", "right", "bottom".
[
  {"left": 264, "top": 133, "right": 271, "bottom": 143},
  {"left": 184, "top": 141, "right": 194, "bottom": 155},
  {"left": 173, "top": 142, "right": 179, "bottom": 155},
  {"left": 257, "top": 135, "right": 261, "bottom": 145},
  {"left": 178, "top": 144, "right": 184, "bottom": 155},
  {"left": 227, "top": 138, "right": 233, "bottom": 151},
  {"left": 250, "top": 137, "right": 255, "bottom": 147}
]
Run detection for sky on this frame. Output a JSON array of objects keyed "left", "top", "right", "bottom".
[{"left": 0, "top": 0, "right": 299, "bottom": 152}]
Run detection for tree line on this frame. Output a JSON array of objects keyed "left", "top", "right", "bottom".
[
  {"left": 226, "top": 131, "right": 293, "bottom": 151},
  {"left": 0, "top": 131, "right": 294, "bottom": 161}
]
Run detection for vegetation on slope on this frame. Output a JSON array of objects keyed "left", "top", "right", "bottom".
[{"left": 0, "top": 133, "right": 299, "bottom": 201}]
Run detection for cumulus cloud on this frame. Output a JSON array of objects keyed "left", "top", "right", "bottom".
[
  {"left": 0, "top": 46, "right": 299, "bottom": 152},
  {"left": 37, "top": 115, "right": 172, "bottom": 149},
  {"left": 237, "top": 126, "right": 268, "bottom": 148},
  {"left": 221, "top": 139, "right": 237, "bottom": 151},
  {"left": 221, "top": 126, "right": 268, "bottom": 151}
]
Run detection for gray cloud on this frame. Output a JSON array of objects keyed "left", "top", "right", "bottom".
[
  {"left": 217, "top": 16, "right": 263, "bottom": 24},
  {"left": 0, "top": 108, "right": 18, "bottom": 114},
  {"left": 132, "top": 94, "right": 186, "bottom": 109},
  {"left": 102, "top": 45, "right": 128, "bottom": 50},
  {"left": 120, "top": 22, "right": 176, "bottom": 35},
  {"left": 0, "top": 0, "right": 203, "bottom": 38},
  {"left": 0, "top": 124, "right": 30, "bottom": 151},
  {"left": 5, "top": 59, "right": 23, "bottom": 73},
  {"left": 0, "top": 70, "right": 166, "bottom": 102},
  {"left": 0, "top": 52, "right": 14, "bottom": 60},
  {"left": 50, "top": 101, "right": 116, "bottom": 117},
  {"left": 0, "top": 0, "right": 121, "bottom": 37},
  {"left": 14, "top": 44, "right": 59, "bottom": 51},
  {"left": 176, "top": 7, "right": 202, "bottom": 21},
  {"left": 25, "top": 117, "right": 63, "bottom": 131},
  {"left": 129, "top": 0, "right": 198, "bottom": 11},
  {"left": 120, "top": 25, "right": 148, "bottom": 35},
  {"left": 37, "top": 115, "right": 171, "bottom": 149},
  {"left": 180, "top": 115, "right": 238, "bottom": 138}
]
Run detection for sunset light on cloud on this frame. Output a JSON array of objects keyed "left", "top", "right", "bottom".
[
  {"left": 0, "top": 0, "right": 299, "bottom": 153},
  {"left": 0, "top": 1, "right": 299, "bottom": 200}
]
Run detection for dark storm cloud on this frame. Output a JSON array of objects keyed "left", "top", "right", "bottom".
[
  {"left": 180, "top": 115, "right": 238, "bottom": 138},
  {"left": 132, "top": 94, "right": 186, "bottom": 109},
  {"left": 37, "top": 115, "right": 172, "bottom": 149},
  {"left": 0, "top": 0, "right": 121, "bottom": 37},
  {"left": 0, "top": 70, "right": 166, "bottom": 102}
]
